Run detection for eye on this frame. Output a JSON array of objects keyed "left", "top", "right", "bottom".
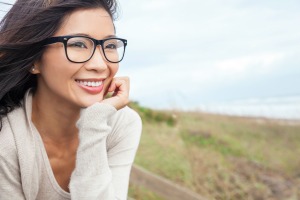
[
  {"left": 104, "top": 42, "right": 117, "bottom": 49},
  {"left": 67, "top": 41, "right": 88, "bottom": 49}
]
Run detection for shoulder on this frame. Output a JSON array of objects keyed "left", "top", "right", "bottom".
[
  {"left": 0, "top": 114, "right": 19, "bottom": 169},
  {"left": 0, "top": 101, "right": 29, "bottom": 169}
]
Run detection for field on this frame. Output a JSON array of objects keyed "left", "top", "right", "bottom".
[{"left": 128, "top": 102, "right": 300, "bottom": 200}]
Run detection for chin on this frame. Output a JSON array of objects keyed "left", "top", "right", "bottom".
[{"left": 78, "top": 95, "right": 104, "bottom": 108}]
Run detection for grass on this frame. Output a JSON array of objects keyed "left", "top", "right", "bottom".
[
  {"left": 134, "top": 122, "right": 194, "bottom": 186},
  {"left": 128, "top": 183, "right": 165, "bottom": 200},
  {"left": 128, "top": 102, "right": 300, "bottom": 200}
]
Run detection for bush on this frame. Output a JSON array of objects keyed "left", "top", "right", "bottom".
[{"left": 128, "top": 101, "right": 177, "bottom": 126}]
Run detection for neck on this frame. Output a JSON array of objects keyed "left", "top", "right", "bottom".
[{"left": 31, "top": 90, "right": 80, "bottom": 144}]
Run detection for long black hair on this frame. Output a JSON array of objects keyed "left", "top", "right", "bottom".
[{"left": 0, "top": 0, "right": 118, "bottom": 130}]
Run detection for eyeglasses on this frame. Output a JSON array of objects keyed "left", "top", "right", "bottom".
[{"left": 43, "top": 36, "right": 127, "bottom": 63}]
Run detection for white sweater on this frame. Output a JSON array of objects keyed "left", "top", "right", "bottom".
[{"left": 0, "top": 90, "right": 142, "bottom": 200}]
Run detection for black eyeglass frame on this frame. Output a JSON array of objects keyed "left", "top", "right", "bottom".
[{"left": 42, "top": 36, "right": 127, "bottom": 63}]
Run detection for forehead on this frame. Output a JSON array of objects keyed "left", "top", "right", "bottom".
[{"left": 54, "top": 8, "right": 115, "bottom": 39}]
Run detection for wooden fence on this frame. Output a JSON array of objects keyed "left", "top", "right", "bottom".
[{"left": 129, "top": 165, "right": 207, "bottom": 200}]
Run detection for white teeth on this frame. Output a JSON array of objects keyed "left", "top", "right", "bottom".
[{"left": 76, "top": 80, "right": 103, "bottom": 87}]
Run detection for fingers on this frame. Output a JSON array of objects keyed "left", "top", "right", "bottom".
[
  {"left": 105, "top": 77, "right": 128, "bottom": 95},
  {"left": 102, "top": 76, "right": 130, "bottom": 110}
]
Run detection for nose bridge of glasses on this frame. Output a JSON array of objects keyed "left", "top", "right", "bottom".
[
  {"left": 92, "top": 39, "right": 106, "bottom": 62},
  {"left": 93, "top": 38, "right": 104, "bottom": 48}
]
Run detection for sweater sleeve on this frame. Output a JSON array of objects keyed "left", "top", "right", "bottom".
[{"left": 69, "top": 103, "right": 142, "bottom": 200}]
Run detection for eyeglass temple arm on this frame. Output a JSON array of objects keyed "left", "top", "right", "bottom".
[{"left": 42, "top": 37, "right": 66, "bottom": 45}]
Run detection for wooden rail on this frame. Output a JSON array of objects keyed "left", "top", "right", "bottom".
[{"left": 130, "top": 165, "right": 207, "bottom": 200}]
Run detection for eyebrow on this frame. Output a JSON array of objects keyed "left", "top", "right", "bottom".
[{"left": 68, "top": 33, "right": 117, "bottom": 39}]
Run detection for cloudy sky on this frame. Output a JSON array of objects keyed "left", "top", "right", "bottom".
[
  {"left": 1, "top": 0, "right": 300, "bottom": 110},
  {"left": 115, "top": 0, "right": 300, "bottom": 109}
]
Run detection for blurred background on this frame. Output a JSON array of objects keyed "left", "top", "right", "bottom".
[
  {"left": 115, "top": 1, "right": 300, "bottom": 199},
  {"left": 1, "top": 0, "right": 300, "bottom": 199}
]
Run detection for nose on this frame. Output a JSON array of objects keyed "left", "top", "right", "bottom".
[{"left": 84, "top": 46, "right": 108, "bottom": 71}]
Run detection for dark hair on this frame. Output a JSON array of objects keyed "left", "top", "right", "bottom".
[{"left": 0, "top": 0, "right": 118, "bottom": 130}]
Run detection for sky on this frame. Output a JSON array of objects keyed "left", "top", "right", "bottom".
[
  {"left": 1, "top": 0, "right": 300, "bottom": 111},
  {"left": 115, "top": 0, "right": 300, "bottom": 110}
]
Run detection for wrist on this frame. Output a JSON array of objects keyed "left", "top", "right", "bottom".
[{"left": 76, "top": 102, "right": 117, "bottom": 129}]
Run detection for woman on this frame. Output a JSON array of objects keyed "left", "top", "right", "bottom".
[{"left": 0, "top": 0, "right": 142, "bottom": 199}]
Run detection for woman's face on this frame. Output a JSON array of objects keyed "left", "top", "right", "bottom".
[{"left": 35, "top": 8, "right": 118, "bottom": 108}]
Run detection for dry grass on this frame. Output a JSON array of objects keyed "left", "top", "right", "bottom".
[{"left": 128, "top": 103, "right": 300, "bottom": 200}]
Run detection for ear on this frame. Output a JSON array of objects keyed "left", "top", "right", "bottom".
[{"left": 30, "top": 60, "right": 41, "bottom": 74}]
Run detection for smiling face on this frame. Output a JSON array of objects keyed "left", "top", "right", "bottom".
[{"left": 34, "top": 8, "right": 118, "bottom": 108}]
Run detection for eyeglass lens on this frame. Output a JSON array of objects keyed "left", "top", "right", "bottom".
[{"left": 66, "top": 37, "right": 125, "bottom": 63}]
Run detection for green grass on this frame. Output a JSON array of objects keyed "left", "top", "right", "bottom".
[
  {"left": 128, "top": 183, "right": 165, "bottom": 200},
  {"left": 128, "top": 103, "right": 300, "bottom": 200},
  {"left": 181, "top": 129, "right": 246, "bottom": 157},
  {"left": 134, "top": 123, "right": 193, "bottom": 186}
]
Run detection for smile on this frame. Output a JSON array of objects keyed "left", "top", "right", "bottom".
[
  {"left": 76, "top": 80, "right": 103, "bottom": 87},
  {"left": 75, "top": 79, "right": 105, "bottom": 94}
]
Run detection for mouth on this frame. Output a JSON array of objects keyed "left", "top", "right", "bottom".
[
  {"left": 75, "top": 79, "right": 105, "bottom": 94},
  {"left": 75, "top": 79, "right": 104, "bottom": 87}
]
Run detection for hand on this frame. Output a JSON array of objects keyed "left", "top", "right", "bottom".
[{"left": 101, "top": 77, "right": 130, "bottom": 110}]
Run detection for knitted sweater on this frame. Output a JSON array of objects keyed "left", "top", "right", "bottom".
[{"left": 0, "top": 90, "right": 142, "bottom": 200}]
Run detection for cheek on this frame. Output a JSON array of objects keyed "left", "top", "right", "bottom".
[
  {"left": 104, "top": 64, "right": 119, "bottom": 90},
  {"left": 109, "top": 64, "right": 119, "bottom": 77},
  {"left": 39, "top": 49, "right": 78, "bottom": 86}
]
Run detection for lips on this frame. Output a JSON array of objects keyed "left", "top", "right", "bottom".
[{"left": 75, "top": 79, "right": 105, "bottom": 94}]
